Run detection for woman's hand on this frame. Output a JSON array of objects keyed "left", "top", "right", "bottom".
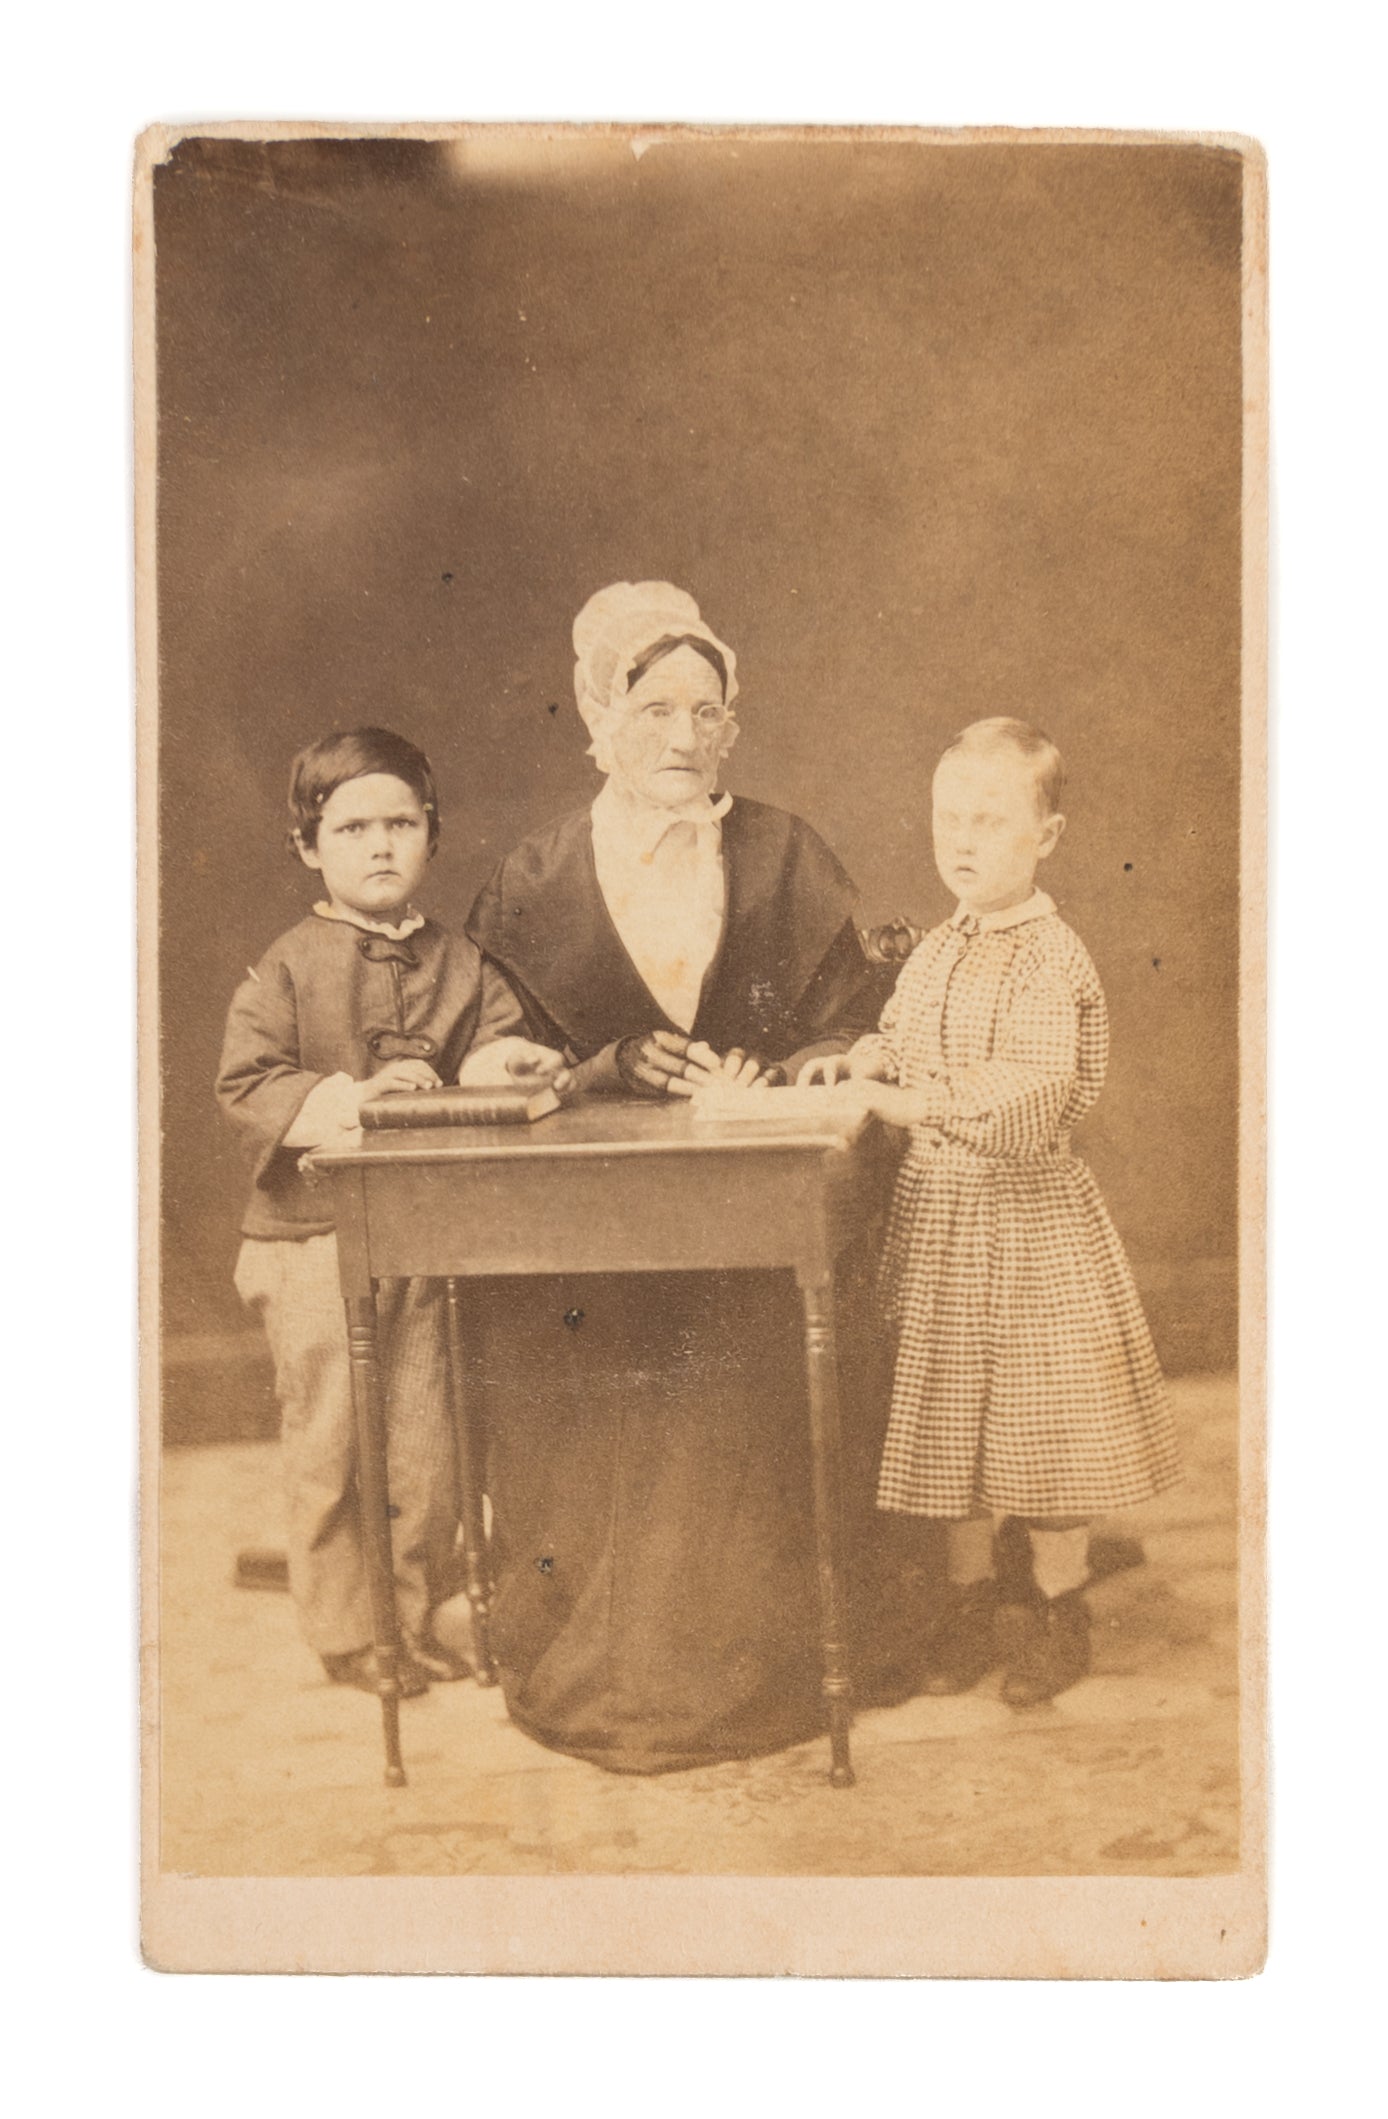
[
  {"left": 615, "top": 1029, "right": 698, "bottom": 1094},
  {"left": 681, "top": 1042, "right": 781, "bottom": 1092},
  {"left": 595, "top": 1033, "right": 784, "bottom": 1097}
]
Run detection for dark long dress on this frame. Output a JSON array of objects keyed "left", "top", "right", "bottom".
[{"left": 465, "top": 797, "right": 888, "bottom": 1771}]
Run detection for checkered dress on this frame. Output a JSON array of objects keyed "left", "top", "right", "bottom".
[{"left": 865, "top": 898, "right": 1180, "bottom": 1520}]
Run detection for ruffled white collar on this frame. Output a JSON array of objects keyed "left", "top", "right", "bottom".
[{"left": 312, "top": 900, "right": 426, "bottom": 941}]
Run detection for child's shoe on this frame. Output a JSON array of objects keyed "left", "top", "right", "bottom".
[
  {"left": 998, "top": 1590, "right": 1091, "bottom": 1707},
  {"left": 1084, "top": 1533, "right": 1145, "bottom": 1585},
  {"left": 919, "top": 1580, "right": 1000, "bottom": 1695},
  {"left": 321, "top": 1645, "right": 431, "bottom": 1698}
]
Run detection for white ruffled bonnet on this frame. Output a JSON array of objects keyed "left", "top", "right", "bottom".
[{"left": 572, "top": 582, "right": 739, "bottom": 769}]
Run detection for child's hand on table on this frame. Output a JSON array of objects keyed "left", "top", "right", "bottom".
[
  {"left": 829, "top": 1079, "right": 933, "bottom": 1129},
  {"left": 503, "top": 1041, "right": 574, "bottom": 1096},
  {"left": 796, "top": 1050, "right": 893, "bottom": 1088},
  {"left": 364, "top": 1059, "right": 441, "bottom": 1099},
  {"left": 458, "top": 1037, "right": 573, "bottom": 1093}
]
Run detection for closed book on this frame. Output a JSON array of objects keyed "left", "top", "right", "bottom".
[{"left": 359, "top": 1084, "right": 562, "bottom": 1129}]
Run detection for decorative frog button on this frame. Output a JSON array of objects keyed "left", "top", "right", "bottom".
[
  {"left": 366, "top": 1028, "right": 439, "bottom": 1061},
  {"left": 357, "top": 934, "right": 420, "bottom": 967}
]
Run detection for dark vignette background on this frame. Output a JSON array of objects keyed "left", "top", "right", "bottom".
[{"left": 155, "top": 133, "right": 1243, "bottom": 1439}]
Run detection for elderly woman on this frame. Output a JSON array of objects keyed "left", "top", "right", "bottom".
[{"left": 465, "top": 582, "right": 884, "bottom": 1772}]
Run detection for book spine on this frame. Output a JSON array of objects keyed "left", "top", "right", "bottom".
[{"left": 360, "top": 1095, "right": 531, "bottom": 1129}]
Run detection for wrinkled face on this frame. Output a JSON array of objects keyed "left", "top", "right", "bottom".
[
  {"left": 605, "top": 642, "right": 736, "bottom": 809},
  {"left": 931, "top": 748, "right": 1064, "bottom": 914},
  {"left": 295, "top": 772, "right": 432, "bottom": 922}
]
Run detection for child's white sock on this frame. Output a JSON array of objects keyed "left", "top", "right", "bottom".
[
  {"left": 946, "top": 1513, "right": 997, "bottom": 1588},
  {"left": 1027, "top": 1523, "right": 1090, "bottom": 1601}
]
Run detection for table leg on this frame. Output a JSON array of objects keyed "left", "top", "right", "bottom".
[
  {"left": 443, "top": 1277, "right": 497, "bottom": 1686},
  {"left": 345, "top": 1292, "right": 408, "bottom": 1788},
  {"left": 799, "top": 1272, "right": 855, "bottom": 1787}
]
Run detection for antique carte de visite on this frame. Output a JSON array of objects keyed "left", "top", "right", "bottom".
[{"left": 137, "top": 124, "right": 1267, "bottom": 1977}]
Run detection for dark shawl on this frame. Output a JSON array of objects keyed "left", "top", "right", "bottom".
[{"left": 465, "top": 795, "right": 881, "bottom": 1064}]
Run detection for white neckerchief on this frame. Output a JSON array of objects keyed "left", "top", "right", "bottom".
[
  {"left": 951, "top": 889, "right": 1055, "bottom": 934},
  {"left": 589, "top": 781, "right": 732, "bottom": 1031},
  {"left": 313, "top": 900, "right": 426, "bottom": 941}
]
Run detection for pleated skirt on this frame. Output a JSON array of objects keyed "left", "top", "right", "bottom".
[{"left": 877, "top": 1142, "right": 1181, "bottom": 1519}]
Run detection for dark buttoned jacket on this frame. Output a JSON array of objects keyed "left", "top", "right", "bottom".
[{"left": 216, "top": 911, "right": 525, "bottom": 1238}]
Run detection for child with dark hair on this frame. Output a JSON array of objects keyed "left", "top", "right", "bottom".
[
  {"left": 217, "top": 726, "right": 566, "bottom": 1694},
  {"left": 286, "top": 724, "right": 445, "bottom": 859},
  {"left": 804, "top": 718, "right": 1180, "bottom": 1705}
]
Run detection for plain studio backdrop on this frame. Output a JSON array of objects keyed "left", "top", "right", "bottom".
[{"left": 154, "top": 131, "right": 1242, "bottom": 1425}]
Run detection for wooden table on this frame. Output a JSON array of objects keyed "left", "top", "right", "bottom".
[{"left": 312, "top": 1098, "right": 890, "bottom": 1789}]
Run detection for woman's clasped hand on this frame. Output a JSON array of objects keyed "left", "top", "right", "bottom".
[{"left": 616, "top": 1029, "right": 782, "bottom": 1096}]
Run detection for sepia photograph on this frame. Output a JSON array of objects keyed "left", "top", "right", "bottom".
[{"left": 138, "top": 122, "right": 1266, "bottom": 1976}]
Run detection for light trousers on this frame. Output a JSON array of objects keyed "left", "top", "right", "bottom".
[{"left": 234, "top": 1235, "right": 458, "bottom": 1656}]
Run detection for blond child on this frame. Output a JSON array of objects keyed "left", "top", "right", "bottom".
[
  {"left": 805, "top": 718, "right": 1180, "bottom": 1704},
  {"left": 217, "top": 727, "right": 565, "bottom": 1694}
]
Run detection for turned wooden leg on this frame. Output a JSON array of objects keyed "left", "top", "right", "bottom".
[
  {"left": 799, "top": 1272, "right": 856, "bottom": 1787},
  {"left": 443, "top": 1277, "right": 497, "bottom": 1686},
  {"left": 345, "top": 1292, "right": 408, "bottom": 1787}
]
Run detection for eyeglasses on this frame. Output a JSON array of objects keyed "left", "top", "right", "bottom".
[{"left": 629, "top": 701, "right": 733, "bottom": 731}]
